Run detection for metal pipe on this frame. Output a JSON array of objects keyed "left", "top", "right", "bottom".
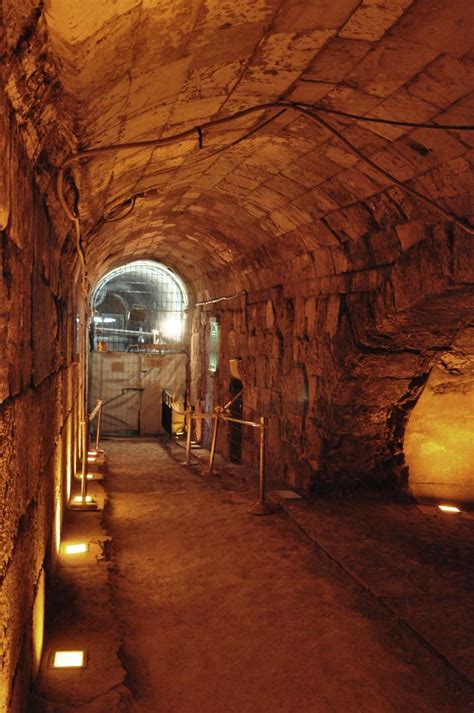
[
  {"left": 220, "top": 414, "right": 260, "bottom": 428},
  {"left": 95, "top": 402, "right": 102, "bottom": 452},
  {"left": 249, "top": 416, "right": 275, "bottom": 516},
  {"left": 95, "top": 326, "right": 155, "bottom": 336},
  {"left": 89, "top": 398, "right": 102, "bottom": 421},
  {"left": 171, "top": 404, "right": 215, "bottom": 419},
  {"left": 223, "top": 389, "right": 244, "bottom": 412},
  {"left": 194, "top": 291, "right": 246, "bottom": 307},
  {"left": 208, "top": 408, "right": 222, "bottom": 475},
  {"left": 80, "top": 417, "right": 90, "bottom": 502},
  {"left": 258, "top": 416, "right": 266, "bottom": 507},
  {"left": 185, "top": 406, "right": 193, "bottom": 465}
]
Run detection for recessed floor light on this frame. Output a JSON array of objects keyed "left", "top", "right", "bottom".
[
  {"left": 64, "top": 543, "right": 88, "bottom": 555},
  {"left": 438, "top": 504, "right": 461, "bottom": 513},
  {"left": 71, "top": 495, "right": 94, "bottom": 504},
  {"left": 50, "top": 650, "right": 86, "bottom": 668}
]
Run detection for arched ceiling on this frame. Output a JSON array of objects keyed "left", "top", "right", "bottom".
[{"left": 3, "top": 0, "right": 474, "bottom": 296}]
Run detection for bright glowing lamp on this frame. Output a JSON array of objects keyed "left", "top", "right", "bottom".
[
  {"left": 64, "top": 543, "right": 88, "bottom": 555},
  {"left": 51, "top": 650, "right": 86, "bottom": 668},
  {"left": 71, "top": 495, "right": 93, "bottom": 504},
  {"left": 161, "top": 317, "right": 182, "bottom": 340},
  {"left": 438, "top": 504, "right": 461, "bottom": 513}
]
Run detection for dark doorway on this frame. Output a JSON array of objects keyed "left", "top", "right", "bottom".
[{"left": 229, "top": 379, "right": 243, "bottom": 463}]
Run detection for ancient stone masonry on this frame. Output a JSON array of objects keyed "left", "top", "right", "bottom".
[
  {"left": 191, "top": 226, "right": 474, "bottom": 494},
  {"left": 0, "top": 95, "right": 79, "bottom": 713},
  {"left": 1, "top": 0, "right": 474, "bottom": 709}
]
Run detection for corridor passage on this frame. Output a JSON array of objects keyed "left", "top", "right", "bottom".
[{"left": 102, "top": 439, "right": 471, "bottom": 713}]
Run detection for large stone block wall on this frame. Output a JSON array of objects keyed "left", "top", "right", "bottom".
[
  {"left": 190, "top": 225, "right": 474, "bottom": 495},
  {"left": 0, "top": 96, "right": 79, "bottom": 713}
]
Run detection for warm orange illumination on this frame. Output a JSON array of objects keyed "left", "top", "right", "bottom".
[
  {"left": 87, "top": 456, "right": 97, "bottom": 463},
  {"left": 438, "top": 504, "right": 461, "bottom": 513},
  {"left": 87, "top": 473, "right": 94, "bottom": 480},
  {"left": 52, "top": 650, "right": 85, "bottom": 668},
  {"left": 54, "top": 497, "right": 62, "bottom": 556},
  {"left": 64, "top": 543, "right": 88, "bottom": 555},
  {"left": 404, "top": 344, "right": 474, "bottom": 505},
  {"left": 32, "top": 569, "right": 45, "bottom": 677},
  {"left": 71, "top": 495, "right": 93, "bottom": 504}
]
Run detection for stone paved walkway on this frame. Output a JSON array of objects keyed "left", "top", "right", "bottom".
[{"left": 103, "top": 437, "right": 473, "bottom": 713}]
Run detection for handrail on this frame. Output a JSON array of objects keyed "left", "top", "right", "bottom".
[
  {"left": 89, "top": 399, "right": 103, "bottom": 421},
  {"left": 219, "top": 414, "right": 259, "bottom": 428},
  {"left": 223, "top": 389, "right": 244, "bottom": 412},
  {"left": 89, "top": 399, "right": 104, "bottom": 454},
  {"left": 177, "top": 399, "right": 274, "bottom": 515}
]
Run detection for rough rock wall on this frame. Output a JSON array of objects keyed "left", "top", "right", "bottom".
[
  {"left": 405, "top": 328, "right": 474, "bottom": 505},
  {"left": 190, "top": 225, "right": 474, "bottom": 495},
  {"left": 0, "top": 96, "right": 79, "bottom": 713}
]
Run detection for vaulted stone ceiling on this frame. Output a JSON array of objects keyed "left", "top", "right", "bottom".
[{"left": 4, "top": 0, "right": 474, "bottom": 295}]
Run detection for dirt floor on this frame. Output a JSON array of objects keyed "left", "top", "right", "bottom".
[{"left": 99, "top": 437, "right": 473, "bottom": 713}]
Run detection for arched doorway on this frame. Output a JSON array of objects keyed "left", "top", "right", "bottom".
[{"left": 89, "top": 260, "right": 188, "bottom": 435}]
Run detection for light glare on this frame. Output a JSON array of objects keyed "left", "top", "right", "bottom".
[
  {"left": 64, "top": 543, "right": 88, "bottom": 555},
  {"left": 52, "top": 650, "right": 85, "bottom": 668},
  {"left": 162, "top": 317, "right": 182, "bottom": 340},
  {"left": 438, "top": 504, "right": 461, "bottom": 513},
  {"left": 72, "top": 495, "right": 93, "bottom": 504}
]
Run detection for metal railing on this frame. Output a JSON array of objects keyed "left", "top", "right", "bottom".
[
  {"left": 89, "top": 398, "right": 104, "bottom": 453},
  {"left": 76, "top": 399, "right": 103, "bottom": 507},
  {"left": 176, "top": 397, "right": 275, "bottom": 516}
]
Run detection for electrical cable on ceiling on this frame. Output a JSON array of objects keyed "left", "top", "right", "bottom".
[
  {"left": 194, "top": 290, "right": 247, "bottom": 307},
  {"left": 296, "top": 92, "right": 473, "bottom": 131},
  {"left": 297, "top": 107, "right": 474, "bottom": 237},
  {"left": 57, "top": 99, "right": 474, "bottom": 238},
  {"left": 90, "top": 109, "right": 289, "bottom": 226},
  {"left": 104, "top": 194, "right": 137, "bottom": 222}
]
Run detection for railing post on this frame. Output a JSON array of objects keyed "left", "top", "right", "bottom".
[
  {"left": 208, "top": 406, "right": 222, "bottom": 475},
  {"left": 249, "top": 416, "right": 275, "bottom": 515},
  {"left": 95, "top": 401, "right": 102, "bottom": 452},
  {"left": 185, "top": 405, "right": 193, "bottom": 465},
  {"left": 80, "top": 416, "right": 90, "bottom": 503}
]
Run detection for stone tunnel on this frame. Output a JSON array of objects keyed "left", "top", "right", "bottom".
[{"left": 1, "top": 1, "right": 473, "bottom": 711}]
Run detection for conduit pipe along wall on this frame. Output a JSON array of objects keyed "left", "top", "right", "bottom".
[
  {"left": 56, "top": 100, "right": 474, "bottom": 238},
  {"left": 0, "top": 95, "right": 80, "bottom": 713}
]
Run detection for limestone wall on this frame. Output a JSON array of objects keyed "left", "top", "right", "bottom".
[
  {"left": 0, "top": 96, "right": 79, "bottom": 713},
  {"left": 190, "top": 227, "right": 474, "bottom": 495}
]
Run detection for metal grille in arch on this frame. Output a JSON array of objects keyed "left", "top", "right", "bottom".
[{"left": 90, "top": 260, "right": 188, "bottom": 353}]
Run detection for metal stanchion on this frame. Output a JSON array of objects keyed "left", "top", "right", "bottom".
[
  {"left": 70, "top": 415, "right": 97, "bottom": 510},
  {"left": 80, "top": 417, "right": 89, "bottom": 502},
  {"left": 185, "top": 405, "right": 193, "bottom": 465},
  {"left": 95, "top": 402, "right": 102, "bottom": 452},
  {"left": 208, "top": 406, "right": 223, "bottom": 475},
  {"left": 249, "top": 416, "right": 275, "bottom": 515}
]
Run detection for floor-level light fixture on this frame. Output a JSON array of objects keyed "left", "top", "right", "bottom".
[
  {"left": 63, "top": 543, "right": 89, "bottom": 555},
  {"left": 69, "top": 494, "right": 97, "bottom": 511},
  {"left": 50, "top": 650, "right": 87, "bottom": 669},
  {"left": 438, "top": 504, "right": 461, "bottom": 513}
]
